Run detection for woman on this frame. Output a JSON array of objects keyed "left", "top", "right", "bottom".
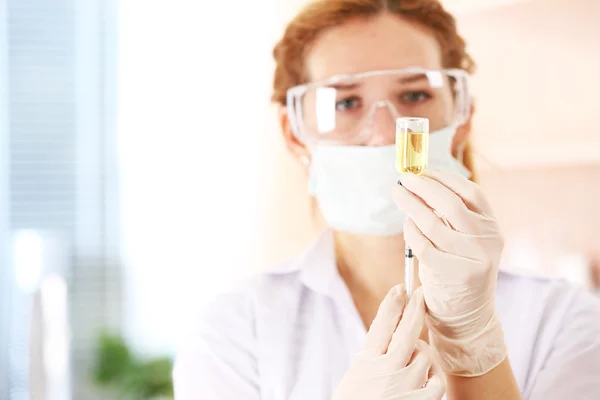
[{"left": 173, "top": 0, "right": 600, "bottom": 399}]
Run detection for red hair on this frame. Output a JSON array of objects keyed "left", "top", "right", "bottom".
[{"left": 271, "top": 0, "right": 477, "bottom": 174}]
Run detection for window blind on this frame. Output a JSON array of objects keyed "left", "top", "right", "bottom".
[
  {"left": 1, "top": 0, "right": 12, "bottom": 395},
  {"left": 2, "top": 0, "right": 119, "bottom": 398}
]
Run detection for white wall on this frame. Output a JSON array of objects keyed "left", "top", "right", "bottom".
[
  {"left": 459, "top": 0, "right": 600, "bottom": 168},
  {"left": 117, "top": 0, "right": 305, "bottom": 353}
]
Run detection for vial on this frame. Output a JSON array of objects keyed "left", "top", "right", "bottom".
[{"left": 396, "top": 117, "right": 429, "bottom": 175}]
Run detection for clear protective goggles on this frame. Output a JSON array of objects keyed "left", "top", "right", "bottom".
[{"left": 286, "top": 68, "right": 471, "bottom": 145}]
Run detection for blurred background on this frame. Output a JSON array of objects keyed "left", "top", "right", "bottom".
[{"left": 0, "top": 0, "right": 598, "bottom": 398}]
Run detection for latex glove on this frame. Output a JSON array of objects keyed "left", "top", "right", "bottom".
[
  {"left": 391, "top": 169, "right": 508, "bottom": 377},
  {"left": 333, "top": 285, "right": 446, "bottom": 400}
]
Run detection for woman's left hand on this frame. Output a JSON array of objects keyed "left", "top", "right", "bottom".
[{"left": 392, "top": 169, "right": 508, "bottom": 378}]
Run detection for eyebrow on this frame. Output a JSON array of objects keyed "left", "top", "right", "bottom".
[
  {"left": 397, "top": 73, "right": 429, "bottom": 84},
  {"left": 325, "top": 73, "right": 430, "bottom": 91},
  {"left": 328, "top": 82, "right": 361, "bottom": 90}
]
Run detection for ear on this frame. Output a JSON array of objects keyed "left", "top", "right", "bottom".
[
  {"left": 279, "top": 105, "right": 311, "bottom": 167},
  {"left": 452, "top": 101, "right": 475, "bottom": 157}
]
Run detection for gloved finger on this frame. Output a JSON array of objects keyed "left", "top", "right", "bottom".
[
  {"left": 397, "top": 351, "right": 446, "bottom": 400},
  {"left": 403, "top": 340, "right": 434, "bottom": 390},
  {"left": 392, "top": 184, "right": 460, "bottom": 254},
  {"left": 423, "top": 169, "right": 495, "bottom": 218},
  {"left": 361, "top": 284, "right": 407, "bottom": 356},
  {"left": 394, "top": 188, "right": 486, "bottom": 260},
  {"left": 420, "top": 361, "right": 447, "bottom": 400},
  {"left": 387, "top": 287, "right": 426, "bottom": 366},
  {"left": 398, "top": 172, "right": 484, "bottom": 234},
  {"left": 426, "top": 348, "right": 447, "bottom": 394},
  {"left": 404, "top": 218, "right": 487, "bottom": 284}
]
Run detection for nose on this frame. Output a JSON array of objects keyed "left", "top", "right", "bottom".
[{"left": 363, "top": 101, "right": 397, "bottom": 146}]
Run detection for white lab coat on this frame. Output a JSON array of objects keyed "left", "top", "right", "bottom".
[{"left": 173, "top": 230, "right": 600, "bottom": 399}]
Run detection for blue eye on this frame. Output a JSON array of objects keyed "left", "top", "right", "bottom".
[
  {"left": 401, "top": 91, "right": 432, "bottom": 103},
  {"left": 335, "top": 97, "right": 361, "bottom": 111}
]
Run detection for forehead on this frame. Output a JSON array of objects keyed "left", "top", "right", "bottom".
[{"left": 306, "top": 13, "right": 443, "bottom": 81}]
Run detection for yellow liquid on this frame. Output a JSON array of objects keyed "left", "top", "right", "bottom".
[{"left": 395, "top": 131, "right": 429, "bottom": 174}]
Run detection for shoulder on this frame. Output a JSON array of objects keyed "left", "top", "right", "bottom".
[
  {"left": 183, "top": 251, "right": 310, "bottom": 340},
  {"left": 497, "top": 269, "right": 600, "bottom": 318},
  {"left": 172, "top": 255, "right": 311, "bottom": 396},
  {"left": 496, "top": 270, "right": 600, "bottom": 392},
  {"left": 197, "top": 231, "right": 335, "bottom": 321},
  {"left": 497, "top": 269, "right": 600, "bottom": 354},
  {"left": 497, "top": 272, "right": 600, "bottom": 397},
  {"left": 177, "top": 230, "right": 335, "bottom": 362}
]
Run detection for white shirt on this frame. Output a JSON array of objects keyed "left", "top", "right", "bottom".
[{"left": 173, "top": 231, "right": 600, "bottom": 399}]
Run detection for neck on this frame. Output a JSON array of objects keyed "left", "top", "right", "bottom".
[{"left": 334, "top": 231, "right": 406, "bottom": 306}]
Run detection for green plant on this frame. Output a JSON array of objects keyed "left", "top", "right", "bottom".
[{"left": 93, "top": 332, "right": 174, "bottom": 399}]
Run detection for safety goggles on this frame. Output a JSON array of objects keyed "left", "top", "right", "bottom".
[{"left": 286, "top": 68, "right": 471, "bottom": 146}]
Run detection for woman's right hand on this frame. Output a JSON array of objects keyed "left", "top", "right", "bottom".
[{"left": 333, "top": 286, "right": 446, "bottom": 400}]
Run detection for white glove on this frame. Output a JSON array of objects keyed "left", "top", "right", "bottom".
[
  {"left": 333, "top": 285, "right": 446, "bottom": 400},
  {"left": 392, "top": 169, "right": 508, "bottom": 377}
]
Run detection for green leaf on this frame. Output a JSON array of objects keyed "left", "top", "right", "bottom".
[
  {"left": 92, "top": 331, "right": 174, "bottom": 399},
  {"left": 93, "top": 332, "right": 134, "bottom": 385}
]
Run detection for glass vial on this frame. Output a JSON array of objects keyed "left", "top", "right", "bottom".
[{"left": 396, "top": 117, "right": 429, "bottom": 175}]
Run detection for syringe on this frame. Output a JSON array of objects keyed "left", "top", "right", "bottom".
[{"left": 395, "top": 117, "right": 430, "bottom": 298}]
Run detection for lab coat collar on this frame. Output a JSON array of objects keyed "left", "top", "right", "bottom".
[
  {"left": 298, "top": 229, "right": 341, "bottom": 299},
  {"left": 297, "top": 230, "right": 366, "bottom": 335}
]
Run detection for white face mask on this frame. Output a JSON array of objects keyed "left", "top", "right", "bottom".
[{"left": 308, "top": 126, "right": 472, "bottom": 236}]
